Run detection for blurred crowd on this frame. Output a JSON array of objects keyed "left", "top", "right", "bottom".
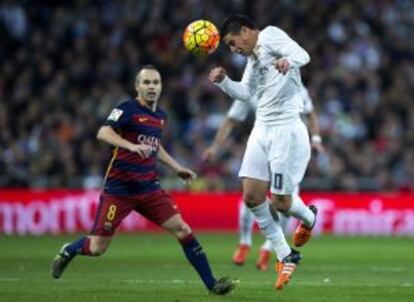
[{"left": 1, "top": 0, "right": 413, "bottom": 191}]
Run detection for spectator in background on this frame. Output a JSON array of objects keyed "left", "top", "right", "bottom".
[{"left": 0, "top": 0, "right": 413, "bottom": 191}]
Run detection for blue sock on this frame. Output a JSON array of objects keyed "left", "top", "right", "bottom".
[
  {"left": 64, "top": 236, "right": 90, "bottom": 257},
  {"left": 180, "top": 234, "right": 216, "bottom": 290}
]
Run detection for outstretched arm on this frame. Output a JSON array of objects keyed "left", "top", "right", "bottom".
[
  {"left": 157, "top": 144, "right": 197, "bottom": 182},
  {"left": 216, "top": 76, "right": 251, "bottom": 102},
  {"left": 209, "top": 62, "right": 253, "bottom": 102}
]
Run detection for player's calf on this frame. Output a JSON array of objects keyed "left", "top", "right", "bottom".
[
  {"left": 270, "top": 194, "right": 292, "bottom": 212},
  {"left": 89, "top": 237, "right": 111, "bottom": 256}
]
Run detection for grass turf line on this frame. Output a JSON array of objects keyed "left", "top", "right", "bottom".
[{"left": 0, "top": 233, "right": 413, "bottom": 302}]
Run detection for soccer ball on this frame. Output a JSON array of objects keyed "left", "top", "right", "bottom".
[{"left": 183, "top": 20, "right": 220, "bottom": 56}]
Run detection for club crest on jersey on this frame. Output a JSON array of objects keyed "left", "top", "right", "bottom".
[
  {"left": 107, "top": 109, "right": 123, "bottom": 121},
  {"left": 104, "top": 221, "right": 112, "bottom": 231}
]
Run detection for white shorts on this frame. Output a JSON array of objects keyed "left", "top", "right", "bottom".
[{"left": 238, "top": 119, "right": 311, "bottom": 194}]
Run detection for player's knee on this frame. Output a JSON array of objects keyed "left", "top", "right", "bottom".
[
  {"left": 243, "top": 191, "right": 266, "bottom": 208},
  {"left": 271, "top": 194, "right": 292, "bottom": 212},
  {"left": 175, "top": 222, "right": 192, "bottom": 239}
]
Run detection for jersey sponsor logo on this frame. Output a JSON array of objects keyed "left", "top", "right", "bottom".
[
  {"left": 137, "top": 134, "right": 159, "bottom": 152},
  {"left": 107, "top": 109, "right": 123, "bottom": 121}
]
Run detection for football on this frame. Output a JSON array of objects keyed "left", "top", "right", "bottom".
[{"left": 183, "top": 20, "right": 220, "bottom": 56}]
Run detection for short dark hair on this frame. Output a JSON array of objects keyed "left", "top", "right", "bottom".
[
  {"left": 141, "top": 64, "right": 157, "bottom": 71},
  {"left": 220, "top": 14, "right": 257, "bottom": 38},
  {"left": 135, "top": 65, "right": 159, "bottom": 84}
]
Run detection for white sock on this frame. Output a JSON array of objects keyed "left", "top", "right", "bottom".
[
  {"left": 261, "top": 199, "right": 282, "bottom": 251},
  {"left": 278, "top": 212, "right": 291, "bottom": 235},
  {"left": 287, "top": 194, "right": 315, "bottom": 227},
  {"left": 266, "top": 199, "right": 291, "bottom": 235},
  {"left": 250, "top": 201, "right": 291, "bottom": 260},
  {"left": 239, "top": 201, "right": 255, "bottom": 246},
  {"left": 261, "top": 240, "right": 273, "bottom": 251}
]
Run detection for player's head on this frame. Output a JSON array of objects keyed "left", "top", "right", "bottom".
[
  {"left": 220, "top": 14, "right": 258, "bottom": 56},
  {"left": 135, "top": 65, "right": 162, "bottom": 106}
]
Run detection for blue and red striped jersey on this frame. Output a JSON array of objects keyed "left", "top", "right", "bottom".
[{"left": 102, "top": 98, "right": 167, "bottom": 197}]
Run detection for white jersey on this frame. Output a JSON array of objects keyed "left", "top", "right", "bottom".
[
  {"left": 227, "top": 84, "right": 313, "bottom": 122},
  {"left": 300, "top": 86, "right": 313, "bottom": 114},
  {"left": 217, "top": 26, "right": 310, "bottom": 126}
]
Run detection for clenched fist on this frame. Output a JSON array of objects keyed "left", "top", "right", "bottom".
[
  {"left": 273, "top": 58, "right": 290, "bottom": 75},
  {"left": 208, "top": 67, "right": 227, "bottom": 83}
]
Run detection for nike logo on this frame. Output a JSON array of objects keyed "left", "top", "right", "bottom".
[{"left": 139, "top": 118, "right": 148, "bottom": 122}]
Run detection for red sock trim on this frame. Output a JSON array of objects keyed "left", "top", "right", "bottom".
[
  {"left": 81, "top": 237, "right": 91, "bottom": 255},
  {"left": 179, "top": 233, "right": 194, "bottom": 246}
]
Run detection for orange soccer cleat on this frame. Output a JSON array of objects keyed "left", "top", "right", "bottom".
[
  {"left": 232, "top": 244, "right": 250, "bottom": 265},
  {"left": 275, "top": 260, "right": 282, "bottom": 274},
  {"left": 293, "top": 205, "right": 318, "bottom": 247},
  {"left": 256, "top": 249, "right": 272, "bottom": 271},
  {"left": 274, "top": 249, "right": 302, "bottom": 290}
]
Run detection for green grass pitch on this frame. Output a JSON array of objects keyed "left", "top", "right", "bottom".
[{"left": 0, "top": 233, "right": 413, "bottom": 302}]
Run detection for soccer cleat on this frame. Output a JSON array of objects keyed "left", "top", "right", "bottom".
[
  {"left": 275, "top": 248, "right": 302, "bottom": 290},
  {"left": 51, "top": 243, "right": 74, "bottom": 279},
  {"left": 256, "top": 249, "right": 272, "bottom": 271},
  {"left": 275, "top": 260, "right": 282, "bottom": 274},
  {"left": 232, "top": 244, "right": 250, "bottom": 265},
  {"left": 210, "top": 277, "right": 239, "bottom": 295},
  {"left": 293, "top": 205, "right": 318, "bottom": 247}
]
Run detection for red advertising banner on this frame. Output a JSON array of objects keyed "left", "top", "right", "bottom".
[{"left": 0, "top": 190, "right": 413, "bottom": 235}]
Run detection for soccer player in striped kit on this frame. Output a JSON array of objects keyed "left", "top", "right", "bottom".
[
  {"left": 51, "top": 65, "right": 238, "bottom": 295},
  {"left": 209, "top": 15, "right": 318, "bottom": 290},
  {"left": 203, "top": 84, "right": 324, "bottom": 271}
]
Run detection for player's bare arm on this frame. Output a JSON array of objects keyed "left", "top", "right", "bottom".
[
  {"left": 157, "top": 144, "right": 197, "bottom": 182},
  {"left": 97, "top": 125, "right": 151, "bottom": 158},
  {"left": 203, "top": 118, "right": 238, "bottom": 162},
  {"left": 304, "top": 111, "right": 325, "bottom": 153}
]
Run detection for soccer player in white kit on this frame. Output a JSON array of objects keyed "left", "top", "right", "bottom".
[
  {"left": 208, "top": 15, "right": 317, "bottom": 290},
  {"left": 203, "top": 85, "right": 324, "bottom": 271}
]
